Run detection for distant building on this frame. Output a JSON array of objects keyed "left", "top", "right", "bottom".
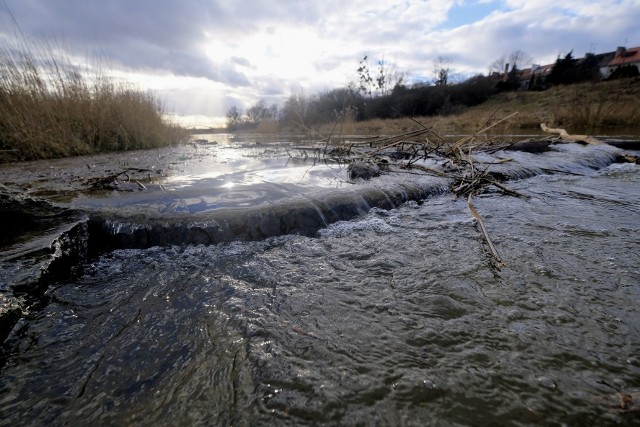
[
  {"left": 530, "top": 63, "right": 554, "bottom": 85},
  {"left": 600, "top": 46, "right": 640, "bottom": 78},
  {"left": 515, "top": 63, "right": 554, "bottom": 89},
  {"left": 593, "top": 51, "right": 616, "bottom": 77},
  {"left": 516, "top": 46, "right": 638, "bottom": 88},
  {"left": 493, "top": 44, "right": 638, "bottom": 91}
]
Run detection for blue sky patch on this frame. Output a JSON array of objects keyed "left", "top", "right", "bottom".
[{"left": 441, "top": 1, "right": 500, "bottom": 29}]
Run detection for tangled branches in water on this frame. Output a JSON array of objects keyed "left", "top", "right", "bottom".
[{"left": 292, "top": 114, "right": 530, "bottom": 267}]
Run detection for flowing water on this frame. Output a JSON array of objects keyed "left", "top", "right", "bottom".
[{"left": 1, "top": 137, "right": 639, "bottom": 425}]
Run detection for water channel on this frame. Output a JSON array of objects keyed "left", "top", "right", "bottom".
[{"left": 0, "top": 134, "right": 639, "bottom": 425}]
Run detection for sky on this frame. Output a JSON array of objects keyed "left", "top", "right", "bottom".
[{"left": 1, "top": 0, "right": 639, "bottom": 127}]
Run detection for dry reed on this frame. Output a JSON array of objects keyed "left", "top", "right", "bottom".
[{"left": 0, "top": 35, "right": 189, "bottom": 162}]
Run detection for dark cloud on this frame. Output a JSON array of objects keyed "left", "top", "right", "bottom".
[
  {"left": 3, "top": 1, "right": 211, "bottom": 47},
  {"left": 0, "top": 0, "right": 331, "bottom": 88},
  {"left": 231, "top": 56, "right": 252, "bottom": 67},
  {"left": 1, "top": 1, "right": 240, "bottom": 82}
]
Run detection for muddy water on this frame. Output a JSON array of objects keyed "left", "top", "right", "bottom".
[{"left": 1, "top": 138, "right": 640, "bottom": 425}]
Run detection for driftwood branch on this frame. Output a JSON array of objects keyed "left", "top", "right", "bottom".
[{"left": 540, "top": 123, "right": 604, "bottom": 145}]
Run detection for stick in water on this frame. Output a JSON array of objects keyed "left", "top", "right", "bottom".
[{"left": 467, "top": 194, "right": 504, "bottom": 267}]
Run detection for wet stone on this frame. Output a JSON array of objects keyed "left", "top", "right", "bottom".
[
  {"left": 348, "top": 161, "right": 381, "bottom": 180},
  {"left": 538, "top": 376, "right": 557, "bottom": 390}
]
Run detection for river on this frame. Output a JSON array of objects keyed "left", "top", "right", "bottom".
[{"left": 0, "top": 135, "right": 639, "bottom": 425}]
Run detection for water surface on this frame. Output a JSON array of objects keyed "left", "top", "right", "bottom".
[{"left": 1, "top": 140, "right": 639, "bottom": 426}]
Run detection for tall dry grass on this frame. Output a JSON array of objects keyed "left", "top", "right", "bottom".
[
  {"left": 0, "top": 36, "right": 189, "bottom": 162},
  {"left": 457, "top": 79, "right": 640, "bottom": 133},
  {"left": 548, "top": 79, "right": 640, "bottom": 130}
]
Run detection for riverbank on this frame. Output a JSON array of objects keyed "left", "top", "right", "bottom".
[{"left": 291, "top": 78, "right": 640, "bottom": 137}]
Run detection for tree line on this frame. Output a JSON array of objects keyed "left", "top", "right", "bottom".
[{"left": 226, "top": 48, "right": 639, "bottom": 130}]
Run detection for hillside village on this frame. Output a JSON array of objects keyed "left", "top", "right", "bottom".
[{"left": 511, "top": 45, "right": 640, "bottom": 89}]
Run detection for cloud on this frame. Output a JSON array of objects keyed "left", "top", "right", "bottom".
[
  {"left": 231, "top": 56, "right": 252, "bottom": 68},
  {"left": 402, "top": 0, "right": 640, "bottom": 75}
]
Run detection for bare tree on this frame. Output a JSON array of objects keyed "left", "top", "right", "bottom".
[
  {"left": 508, "top": 50, "right": 532, "bottom": 71},
  {"left": 225, "top": 106, "right": 241, "bottom": 129},
  {"left": 376, "top": 57, "right": 405, "bottom": 96},
  {"left": 489, "top": 54, "right": 508, "bottom": 75},
  {"left": 433, "top": 56, "right": 452, "bottom": 86},
  {"left": 489, "top": 50, "right": 533, "bottom": 75},
  {"left": 280, "top": 89, "right": 308, "bottom": 125},
  {"left": 356, "top": 56, "right": 374, "bottom": 97},
  {"left": 356, "top": 55, "right": 405, "bottom": 97},
  {"left": 246, "top": 100, "right": 278, "bottom": 125}
]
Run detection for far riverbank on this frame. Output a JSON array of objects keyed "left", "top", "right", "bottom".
[{"left": 232, "top": 78, "right": 640, "bottom": 139}]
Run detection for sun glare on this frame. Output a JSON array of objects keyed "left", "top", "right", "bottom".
[{"left": 206, "top": 26, "right": 345, "bottom": 85}]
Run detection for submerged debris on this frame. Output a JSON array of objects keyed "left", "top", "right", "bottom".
[
  {"left": 347, "top": 161, "right": 381, "bottom": 180},
  {"left": 83, "top": 167, "right": 163, "bottom": 191},
  {"left": 591, "top": 390, "right": 640, "bottom": 413},
  {"left": 504, "top": 140, "right": 552, "bottom": 153}
]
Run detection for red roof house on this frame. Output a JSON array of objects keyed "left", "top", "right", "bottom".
[{"left": 600, "top": 46, "right": 640, "bottom": 78}]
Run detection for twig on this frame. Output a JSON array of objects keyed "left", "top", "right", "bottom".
[
  {"left": 490, "top": 180, "right": 530, "bottom": 199},
  {"left": 467, "top": 194, "right": 504, "bottom": 267},
  {"left": 404, "top": 163, "right": 451, "bottom": 178},
  {"left": 450, "top": 112, "right": 519, "bottom": 154}
]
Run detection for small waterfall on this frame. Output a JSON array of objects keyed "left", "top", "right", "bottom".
[
  {"left": 477, "top": 143, "right": 622, "bottom": 180},
  {"left": 88, "top": 177, "right": 450, "bottom": 250},
  {"left": 85, "top": 143, "right": 627, "bottom": 251}
]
